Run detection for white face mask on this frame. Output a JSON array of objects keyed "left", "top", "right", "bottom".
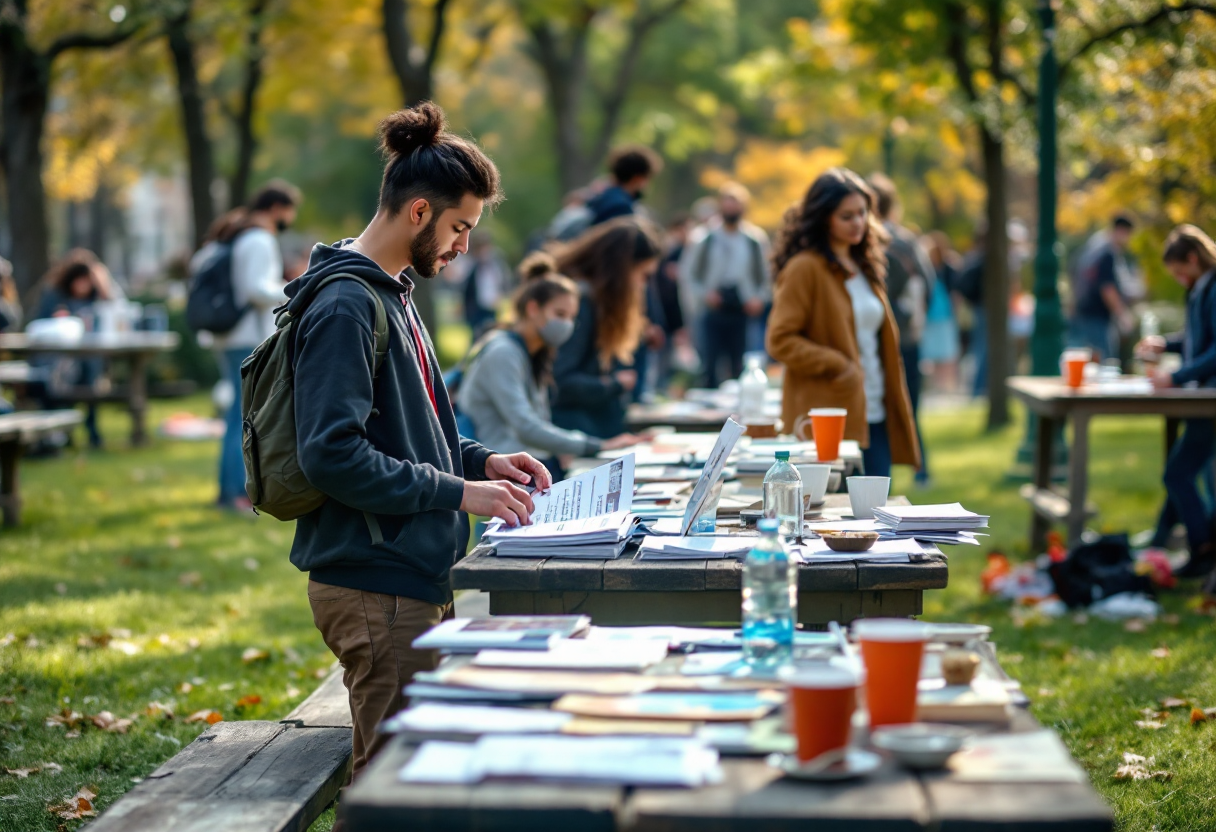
[{"left": 538, "top": 316, "right": 575, "bottom": 348}]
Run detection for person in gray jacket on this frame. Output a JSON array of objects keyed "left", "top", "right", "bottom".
[{"left": 459, "top": 252, "right": 640, "bottom": 473}]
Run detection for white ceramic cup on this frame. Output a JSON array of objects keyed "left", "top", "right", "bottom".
[
  {"left": 797, "top": 464, "right": 833, "bottom": 506},
  {"left": 847, "top": 476, "right": 890, "bottom": 519}
]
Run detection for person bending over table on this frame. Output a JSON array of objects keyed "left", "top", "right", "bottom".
[
  {"left": 1137, "top": 224, "right": 1216, "bottom": 579},
  {"left": 766, "top": 167, "right": 920, "bottom": 478},
  {"left": 458, "top": 252, "right": 640, "bottom": 479},
  {"left": 550, "top": 217, "right": 662, "bottom": 438}
]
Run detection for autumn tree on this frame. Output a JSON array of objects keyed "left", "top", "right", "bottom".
[{"left": 0, "top": 0, "right": 147, "bottom": 294}]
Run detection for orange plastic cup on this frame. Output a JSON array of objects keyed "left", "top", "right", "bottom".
[
  {"left": 809, "top": 408, "right": 847, "bottom": 462},
  {"left": 785, "top": 665, "right": 862, "bottom": 762},
  {"left": 1062, "top": 349, "right": 1091, "bottom": 389},
  {"left": 854, "top": 619, "right": 929, "bottom": 727}
]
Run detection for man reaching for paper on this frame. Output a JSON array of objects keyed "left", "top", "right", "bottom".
[{"left": 286, "top": 103, "right": 551, "bottom": 785}]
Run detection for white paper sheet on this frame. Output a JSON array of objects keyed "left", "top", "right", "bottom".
[{"left": 492, "top": 456, "right": 635, "bottom": 529}]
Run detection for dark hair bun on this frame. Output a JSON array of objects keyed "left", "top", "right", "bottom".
[
  {"left": 378, "top": 101, "right": 445, "bottom": 158},
  {"left": 518, "top": 251, "right": 558, "bottom": 281}
]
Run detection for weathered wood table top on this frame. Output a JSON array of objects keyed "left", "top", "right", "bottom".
[
  {"left": 342, "top": 705, "right": 1110, "bottom": 832},
  {"left": 0, "top": 331, "right": 180, "bottom": 356},
  {"left": 452, "top": 495, "right": 948, "bottom": 626}
]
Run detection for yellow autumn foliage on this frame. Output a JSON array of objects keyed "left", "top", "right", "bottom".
[{"left": 701, "top": 141, "right": 847, "bottom": 231}]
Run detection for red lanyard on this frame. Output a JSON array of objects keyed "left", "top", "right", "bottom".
[{"left": 400, "top": 294, "right": 438, "bottom": 415}]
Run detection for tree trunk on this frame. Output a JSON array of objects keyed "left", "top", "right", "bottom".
[
  {"left": 166, "top": 6, "right": 216, "bottom": 249},
  {"left": 981, "top": 125, "right": 1010, "bottom": 429},
  {"left": 0, "top": 24, "right": 52, "bottom": 296},
  {"left": 229, "top": 0, "right": 270, "bottom": 207}
]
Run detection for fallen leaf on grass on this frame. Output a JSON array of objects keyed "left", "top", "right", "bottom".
[
  {"left": 1135, "top": 720, "right": 1166, "bottom": 730},
  {"left": 45, "top": 710, "right": 84, "bottom": 730},
  {"left": 186, "top": 637, "right": 201, "bottom": 650},
  {"left": 1124, "top": 618, "right": 1148, "bottom": 633},
  {"left": 0, "top": 633, "right": 14, "bottom": 648},
  {"left": 144, "top": 701, "right": 174, "bottom": 720},
  {"left": 313, "top": 668, "right": 329, "bottom": 680},
  {"left": 5, "top": 768, "right": 36, "bottom": 778},
  {"left": 49, "top": 787, "right": 97, "bottom": 820},
  {"left": 1114, "top": 752, "right": 1173, "bottom": 781},
  {"left": 64, "top": 730, "right": 80, "bottom": 739},
  {"left": 178, "top": 572, "right": 203, "bottom": 588},
  {"left": 286, "top": 686, "right": 301, "bottom": 699},
  {"left": 76, "top": 632, "right": 113, "bottom": 649},
  {"left": 156, "top": 634, "right": 172, "bottom": 647},
  {"left": 241, "top": 647, "right": 269, "bottom": 663},
  {"left": 109, "top": 640, "right": 141, "bottom": 656},
  {"left": 0, "top": 696, "right": 14, "bottom": 705},
  {"left": 234, "top": 695, "right": 262, "bottom": 709},
  {"left": 184, "top": 710, "right": 222, "bottom": 725},
  {"left": 1151, "top": 646, "right": 1171, "bottom": 659},
  {"left": 218, "top": 682, "right": 235, "bottom": 692},
  {"left": 1188, "top": 708, "right": 1216, "bottom": 724},
  {"left": 90, "top": 711, "right": 134, "bottom": 733},
  {"left": 1162, "top": 697, "right": 1190, "bottom": 709},
  {"left": 41, "top": 763, "right": 62, "bottom": 774}
]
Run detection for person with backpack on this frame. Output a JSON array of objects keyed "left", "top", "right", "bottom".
[
  {"left": 190, "top": 181, "right": 300, "bottom": 509},
  {"left": 1137, "top": 225, "right": 1216, "bottom": 579},
  {"left": 263, "top": 102, "right": 550, "bottom": 783},
  {"left": 679, "top": 182, "right": 772, "bottom": 388},
  {"left": 458, "top": 252, "right": 640, "bottom": 480}
]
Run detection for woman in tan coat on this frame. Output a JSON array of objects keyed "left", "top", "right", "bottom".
[{"left": 766, "top": 168, "right": 920, "bottom": 476}]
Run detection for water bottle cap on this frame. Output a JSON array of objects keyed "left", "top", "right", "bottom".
[
  {"left": 775, "top": 451, "right": 790, "bottom": 460},
  {"left": 757, "top": 518, "right": 780, "bottom": 533}
]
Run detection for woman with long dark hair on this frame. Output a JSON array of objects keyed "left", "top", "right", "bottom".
[
  {"left": 550, "top": 216, "right": 663, "bottom": 437},
  {"left": 458, "top": 252, "right": 640, "bottom": 475},
  {"left": 766, "top": 168, "right": 920, "bottom": 477}
]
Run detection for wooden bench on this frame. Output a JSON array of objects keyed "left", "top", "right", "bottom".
[
  {"left": 0, "top": 410, "right": 83, "bottom": 526},
  {"left": 89, "top": 668, "right": 353, "bottom": 832}
]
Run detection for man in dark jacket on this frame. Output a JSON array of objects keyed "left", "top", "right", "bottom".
[
  {"left": 288, "top": 102, "right": 551, "bottom": 782},
  {"left": 585, "top": 144, "right": 663, "bottom": 226}
]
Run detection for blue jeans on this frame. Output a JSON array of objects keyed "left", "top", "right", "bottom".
[
  {"left": 902, "top": 343, "right": 928, "bottom": 482},
  {"left": 862, "top": 419, "right": 892, "bottom": 478},
  {"left": 1152, "top": 418, "right": 1216, "bottom": 553},
  {"left": 970, "top": 310, "right": 988, "bottom": 397},
  {"left": 219, "top": 347, "right": 252, "bottom": 504}
]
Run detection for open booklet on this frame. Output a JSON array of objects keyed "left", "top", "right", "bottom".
[
  {"left": 678, "top": 419, "right": 745, "bottom": 536},
  {"left": 487, "top": 454, "right": 635, "bottom": 529}
]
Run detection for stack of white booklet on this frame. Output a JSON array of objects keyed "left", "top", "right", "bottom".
[
  {"left": 487, "top": 511, "right": 637, "bottom": 558},
  {"left": 637, "top": 535, "right": 754, "bottom": 560},
  {"left": 399, "top": 735, "right": 722, "bottom": 787},
  {"left": 805, "top": 518, "right": 982, "bottom": 546},
  {"left": 873, "top": 502, "right": 989, "bottom": 532}
]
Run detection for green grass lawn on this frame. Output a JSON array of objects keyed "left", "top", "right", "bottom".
[{"left": 1, "top": 394, "right": 1214, "bottom": 831}]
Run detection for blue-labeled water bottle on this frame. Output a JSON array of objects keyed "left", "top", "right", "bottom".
[
  {"left": 742, "top": 517, "right": 797, "bottom": 672},
  {"left": 762, "top": 450, "right": 803, "bottom": 538}
]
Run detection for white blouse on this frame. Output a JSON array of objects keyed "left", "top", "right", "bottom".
[{"left": 845, "top": 274, "right": 886, "bottom": 423}]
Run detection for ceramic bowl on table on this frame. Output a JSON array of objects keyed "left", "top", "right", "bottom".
[
  {"left": 869, "top": 723, "right": 973, "bottom": 770},
  {"left": 924, "top": 623, "right": 993, "bottom": 645},
  {"left": 820, "top": 531, "right": 879, "bottom": 552}
]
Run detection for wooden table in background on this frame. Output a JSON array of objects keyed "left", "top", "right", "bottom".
[
  {"left": 626, "top": 401, "right": 736, "bottom": 433},
  {"left": 452, "top": 495, "right": 947, "bottom": 627},
  {"left": 1007, "top": 375, "right": 1216, "bottom": 550},
  {"left": 0, "top": 332, "right": 180, "bottom": 446}
]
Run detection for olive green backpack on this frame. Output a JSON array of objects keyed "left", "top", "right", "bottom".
[{"left": 240, "top": 274, "right": 389, "bottom": 524}]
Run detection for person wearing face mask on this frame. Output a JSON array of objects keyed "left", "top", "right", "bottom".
[
  {"left": 550, "top": 217, "right": 665, "bottom": 438},
  {"left": 767, "top": 168, "right": 920, "bottom": 478},
  {"left": 458, "top": 252, "right": 641, "bottom": 478},
  {"left": 195, "top": 180, "right": 301, "bottom": 509}
]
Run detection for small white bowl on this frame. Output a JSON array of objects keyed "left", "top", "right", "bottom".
[{"left": 870, "top": 723, "right": 973, "bottom": 770}]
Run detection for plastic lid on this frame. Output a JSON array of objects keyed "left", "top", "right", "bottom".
[
  {"left": 775, "top": 451, "right": 790, "bottom": 460},
  {"left": 757, "top": 518, "right": 780, "bottom": 533}
]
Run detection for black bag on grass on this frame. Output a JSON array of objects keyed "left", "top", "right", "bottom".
[{"left": 1048, "top": 533, "right": 1154, "bottom": 607}]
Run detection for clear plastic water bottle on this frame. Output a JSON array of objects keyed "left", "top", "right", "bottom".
[
  {"left": 742, "top": 517, "right": 797, "bottom": 672},
  {"left": 1141, "top": 310, "right": 1160, "bottom": 339},
  {"left": 738, "top": 352, "right": 768, "bottom": 423},
  {"left": 763, "top": 451, "right": 803, "bottom": 538}
]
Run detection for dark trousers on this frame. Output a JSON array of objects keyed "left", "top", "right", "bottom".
[
  {"left": 1152, "top": 418, "right": 1216, "bottom": 554},
  {"left": 901, "top": 343, "right": 928, "bottom": 481},
  {"left": 862, "top": 419, "right": 892, "bottom": 478},
  {"left": 701, "top": 307, "right": 747, "bottom": 388}
]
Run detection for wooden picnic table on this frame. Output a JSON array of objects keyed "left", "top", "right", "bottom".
[
  {"left": 0, "top": 410, "right": 83, "bottom": 525},
  {"left": 627, "top": 401, "right": 736, "bottom": 433},
  {"left": 0, "top": 332, "right": 180, "bottom": 446},
  {"left": 1007, "top": 375, "right": 1216, "bottom": 550},
  {"left": 340, "top": 674, "right": 1111, "bottom": 832},
  {"left": 452, "top": 495, "right": 947, "bottom": 627}
]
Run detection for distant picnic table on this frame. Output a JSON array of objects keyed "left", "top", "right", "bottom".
[{"left": 0, "top": 332, "right": 180, "bottom": 446}]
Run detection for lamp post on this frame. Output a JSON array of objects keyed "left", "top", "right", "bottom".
[{"left": 1013, "top": 0, "right": 1067, "bottom": 477}]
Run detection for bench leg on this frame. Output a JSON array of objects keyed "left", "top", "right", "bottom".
[
  {"left": 1068, "top": 413, "right": 1090, "bottom": 545},
  {"left": 0, "top": 440, "right": 21, "bottom": 527},
  {"left": 129, "top": 354, "right": 149, "bottom": 447},
  {"left": 1030, "top": 415, "right": 1056, "bottom": 553}
]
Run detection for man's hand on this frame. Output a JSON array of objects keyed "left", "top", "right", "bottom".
[
  {"left": 705, "top": 290, "right": 722, "bottom": 310},
  {"left": 460, "top": 480, "right": 534, "bottom": 527},
  {"left": 614, "top": 369, "right": 638, "bottom": 392},
  {"left": 1151, "top": 368, "right": 1177, "bottom": 390},
  {"left": 744, "top": 298, "right": 765, "bottom": 317},
  {"left": 486, "top": 452, "right": 553, "bottom": 493},
  {"left": 1136, "top": 335, "right": 1166, "bottom": 357},
  {"left": 601, "top": 432, "right": 642, "bottom": 451}
]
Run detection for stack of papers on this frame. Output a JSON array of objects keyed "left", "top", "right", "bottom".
[
  {"left": 382, "top": 702, "right": 572, "bottom": 737},
  {"left": 487, "top": 511, "right": 637, "bottom": 558},
  {"left": 471, "top": 639, "right": 670, "bottom": 671},
  {"left": 805, "top": 518, "right": 983, "bottom": 546},
  {"left": 797, "top": 537, "right": 927, "bottom": 563},
  {"left": 412, "top": 616, "right": 591, "bottom": 653},
  {"left": 636, "top": 535, "right": 754, "bottom": 560},
  {"left": 873, "top": 502, "right": 989, "bottom": 532},
  {"left": 399, "top": 735, "right": 722, "bottom": 787}
]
